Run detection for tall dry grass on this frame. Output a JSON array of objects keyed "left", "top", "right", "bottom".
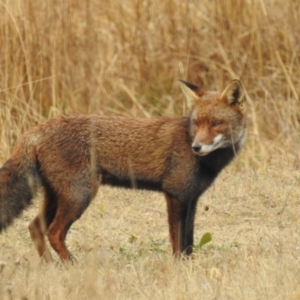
[
  {"left": 1, "top": 0, "right": 300, "bottom": 299},
  {"left": 0, "top": 0, "right": 299, "bottom": 162}
]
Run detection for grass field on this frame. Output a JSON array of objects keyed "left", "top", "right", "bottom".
[{"left": 0, "top": 0, "right": 300, "bottom": 299}]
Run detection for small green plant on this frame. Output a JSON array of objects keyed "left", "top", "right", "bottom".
[
  {"left": 194, "top": 232, "right": 212, "bottom": 251},
  {"left": 119, "top": 235, "right": 167, "bottom": 259},
  {"left": 128, "top": 235, "right": 137, "bottom": 244}
]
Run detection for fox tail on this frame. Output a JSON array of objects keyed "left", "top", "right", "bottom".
[{"left": 0, "top": 142, "right": 40, "bottom": 231}]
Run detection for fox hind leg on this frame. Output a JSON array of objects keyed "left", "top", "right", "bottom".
[
  {"left": 28, "top": 188, "right": 58, "bottom": 262},
  {"left": 46, "top": 190, "right": 95, "bottom": 262}
]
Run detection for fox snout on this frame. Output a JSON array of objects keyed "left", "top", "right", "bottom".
[
  {"left": 192, "top": 143, "right": 202, "bottom": 153},
  {"left": 191, "top": 134, "right": 223, "bottom": 156},
  {"left": 191, "top": 141, "right": 207, "bottom": 156}
]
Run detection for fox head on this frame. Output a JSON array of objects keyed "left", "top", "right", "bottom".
[{"left": 179, "top": 79, "right": 246, "bottom": 156}]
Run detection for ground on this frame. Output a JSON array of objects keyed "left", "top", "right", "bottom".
[{"left": 1, "top": 155, "right": 300, "bottom": 300}]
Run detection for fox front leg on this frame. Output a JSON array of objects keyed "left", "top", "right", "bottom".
[{"left": 164, "top": 192, "right": 198, "bottom": 257}]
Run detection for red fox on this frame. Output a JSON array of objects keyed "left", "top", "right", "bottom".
[{"left": 0, "top": 79, "right": 246, "bottom": 261}]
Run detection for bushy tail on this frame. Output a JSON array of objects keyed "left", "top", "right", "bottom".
[{"left": 0, "top": 154, "right": 40, "bottom": 231}]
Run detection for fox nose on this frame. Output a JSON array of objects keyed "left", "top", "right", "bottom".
[{"left": 192, "top": 145, "right": 201, "bottom": 153}]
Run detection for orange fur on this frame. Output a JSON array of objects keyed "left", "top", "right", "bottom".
[{"left": 0, "top": 80, "right": 246, "bottom": 260}]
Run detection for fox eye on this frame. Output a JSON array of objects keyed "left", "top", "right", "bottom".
[{"left": 211, "top": 120, "right": 223, "bottom": 127}]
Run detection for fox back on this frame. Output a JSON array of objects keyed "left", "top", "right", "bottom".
[{"left": 0, "top": 79, "right": 246, "bottom": 260}]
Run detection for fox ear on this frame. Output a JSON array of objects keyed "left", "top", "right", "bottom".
[
  {"left": 178, "top": 79, "right": 201, "bottom": 108},
  {"left": 221, "top": 80, "right": 245, "bottom": 107}
]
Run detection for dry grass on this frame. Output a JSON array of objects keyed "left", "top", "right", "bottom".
[
  {"left": 0, "top": 0, "right": 300, "bottom": 299},
  {"left": 1, "top": 163, "right": 300, "bottom": 299}
]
